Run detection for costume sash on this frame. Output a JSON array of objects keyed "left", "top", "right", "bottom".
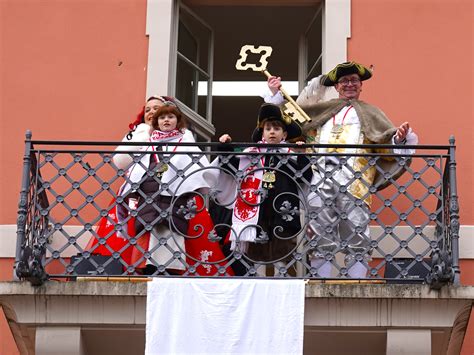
[
  {"left": 230, "top": 142, "right": 291, "bottom": 250},
  {"left": 230, "top": 146, "right": 261, "bottom": 250},
  {"left": 116, "top": 129, "right": 189, "bottom": 236}
]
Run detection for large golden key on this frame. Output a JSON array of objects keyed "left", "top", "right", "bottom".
[{"left": 235, "top": 45, "right": 311, "bottom": 123}]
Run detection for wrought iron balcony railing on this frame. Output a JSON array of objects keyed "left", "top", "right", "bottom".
[{"left": 15, "top": 131, "right": 459, "bottom": 288}]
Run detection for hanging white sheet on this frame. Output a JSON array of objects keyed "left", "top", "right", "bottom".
[{"left": 145, "top": 278, "right": 305, "bottom": 355}]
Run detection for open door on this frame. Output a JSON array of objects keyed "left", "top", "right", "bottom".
[
  {"left": 176, "top": 1, "right": 323, "bottom": 141},
  {"left": 147, "top": 1, "right": 351, "bottom": 141}
]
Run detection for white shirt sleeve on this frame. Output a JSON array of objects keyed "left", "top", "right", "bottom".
[
  {"left": 113, "top": 123, "right": 151, "bottom": 169},
  {"left": 391, "top": 127, "right": 418, "bottom": 155},
  {"left": 261, "top": 91, "right": 285, "bottom": 105},
  {"left": 296, "top": 75, "right": 330, "bottom": 106}
]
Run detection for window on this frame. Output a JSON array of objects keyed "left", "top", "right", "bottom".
[
  {"left": 175, "top": 4, "right": 213, "bottom": 124},
  {"left": 302, "top": 4, "right": 323, "bottom": 85}
]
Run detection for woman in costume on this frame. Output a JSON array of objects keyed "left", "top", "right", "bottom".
[
  {"left": 87, "top": 97, "right": 233, "bottom": 275},
  {"left": 85, "top": 96, "right": 172, "bottom": 267}
]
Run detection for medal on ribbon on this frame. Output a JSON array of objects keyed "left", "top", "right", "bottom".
[
  {"left": 331, "top": 124, "right": 344, "bottom": 139},
  {"left": 155, "top": 163, "right": 169, "bottom": 178},
  {"left": 330, "top": 105, "right": 353, "bottom": 140},
  {"left": 262, "top": 170, "right": 276, "bottom": 189}
]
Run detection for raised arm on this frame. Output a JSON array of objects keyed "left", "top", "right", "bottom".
[
  {"left": 263, "top": 76, "right": 285, "bottom": 105},
  {"left": 392, "top": 121, "right": 418, "bottom": 155},
  {"left": 295, "top": 75, "right": 329, "bottom": 107},
  {"left": 394, "top": 122, "right": 410, "bottom": 143},
  {"left": 113, "top": 123, "right": 152, "bottom": 170},
  {"left": 216, "top": 134, "right": 239, "bottom": 170}
]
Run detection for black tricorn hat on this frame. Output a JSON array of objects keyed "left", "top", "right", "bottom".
[
  {"left": 321, "top": 61, "right": 372, "bottom": 87},
  {"left": 251, "top": 103, "right": 302, "bottom": 142}
]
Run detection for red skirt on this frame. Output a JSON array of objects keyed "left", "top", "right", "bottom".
[{"left": 85, "top": 195, "right": 234, "bottom": 276}]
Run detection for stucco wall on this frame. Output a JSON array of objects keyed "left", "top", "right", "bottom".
[
  {"left": 0, "top": 0, "right": 149, "bottom": 224},
  {"left": 348, "top": 0, "right": 473, "bottom": 225},
  {"left": 348, "top": 1, "right": 473, "bottom": 353},
  {"left": 1, "top": 2, "right": 149, "bottom": 352},
  {"left": 1, "top": 0, "right": 472, "bottom": 353}
]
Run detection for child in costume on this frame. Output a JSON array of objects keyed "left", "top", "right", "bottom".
[
  {"left": 113, "top": 102, "right": 232, "bottom": 275},
  {"left": 218, "top": 103, "right": 312, "bottom": 276}
]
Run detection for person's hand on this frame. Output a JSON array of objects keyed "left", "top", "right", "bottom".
[
  {"left": 293, "top": 140, "right": 306, "bottom": 152},
  {"left": 267, "top": 76, "right": 282, "bottom": 96},
  {"left": 394, "top": 122, "right": 410, "bottom": 143},
  {"left": 219, "top": 134, "right": 232, "bottom": 143}
]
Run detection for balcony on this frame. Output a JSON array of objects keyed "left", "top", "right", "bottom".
[
  {"left": 14, "top": 131, "right": 460, "bottom": 286},
  {"left": 5, "top": 131, "right": 472, "bottom": 354}
]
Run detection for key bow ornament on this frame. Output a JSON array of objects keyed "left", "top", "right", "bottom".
[{"left": 235, "top": 44, "right": 311, "bottom": 124}]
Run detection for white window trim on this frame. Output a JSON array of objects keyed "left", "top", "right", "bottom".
[
  {"left": 321, "top": 0, "right": 351, "bottom": 99},
  {"left": 145, "top": 0, "right": 177, "bottom": 98},
  {"left": 146, "top": 0, "right": 215, "bottom": 139}
]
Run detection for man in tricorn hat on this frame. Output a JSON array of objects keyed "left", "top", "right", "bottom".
[{"left": 264, "top": 62, "right": 418, "bottom": 278}]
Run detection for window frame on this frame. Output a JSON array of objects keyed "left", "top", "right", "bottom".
[{"left": 171, "top": 1, "right": 214, "bottom": 140}]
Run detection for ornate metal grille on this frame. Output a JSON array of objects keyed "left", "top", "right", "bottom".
[{"left": 15, "top": 131, "right": 459, "bottom": 287}]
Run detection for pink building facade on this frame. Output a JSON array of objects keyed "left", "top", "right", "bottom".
[{"left": 1, "top": 0, "right": 472, "bottom": 353}]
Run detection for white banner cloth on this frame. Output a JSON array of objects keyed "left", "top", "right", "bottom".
[{"left": 145, "top": 278, "right": 305, "bottom": 355}]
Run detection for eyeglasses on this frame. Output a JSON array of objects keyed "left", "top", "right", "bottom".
[{"left": 337, "top": 78, "right": 361, "bottom": 86}]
